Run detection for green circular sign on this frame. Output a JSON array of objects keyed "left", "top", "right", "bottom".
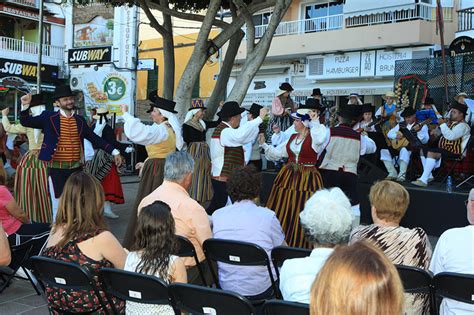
[{"left": 104, "top": 77, "right": 126, "bottom": 101}]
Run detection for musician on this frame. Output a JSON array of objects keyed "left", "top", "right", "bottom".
[
  {"left": 421, "top": 97, "right": 442, "bottom": 119},
  {"left": 454, "top": 92, "right": 473, "bottom": 126},
  {"left": 347, "top": 93, "right": 363, "bottom": 105},
  {"left": 353, "top": 103, "right": 376, "bottom": 133},
  {"left": 412, "top": 102, "right": 471, "bottom": 187},
  {"left": 375, "top": 91, "right": 399, "bottom": 129},
  {"left": 380, "top": 107, "right": 429, "bottom": 182}
]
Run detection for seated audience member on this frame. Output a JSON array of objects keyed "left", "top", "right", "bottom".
[
  {"left": 0, "top": 224, "right": 10, "bottom": 266},
  {"left": 211, "top": 165, "right": 285, "bottom": 299},
  {"left": 279, "top": 187, "right": 353, "bottom": 303},
  {"left": 429, "top": 188, "right": 474, "bottom": 315},
  {"left": 138, "top": 151, "right": 212, "bottom": 284},
  {"left": 42, "top": 172, "right": 127, "bottom": 314},
  {"left": 310, "top": 241, "right": 404, "bottom": 315},
  {"left": 126, "top": 200, "right": 187, "bottom": 314},
  {"left": 350, "top": 180, "right": 432, "bottom": 314},
  {"left": 0, "top": 165, "right": 50, "bottom": 246}
]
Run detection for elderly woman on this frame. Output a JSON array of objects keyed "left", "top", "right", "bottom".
[
  {"left": 182, "top": 99, "right": 220, "bottom": 204},
  {"left": 350, "top": 180, "right": 432, "bottom": 315},
  {"left": 260, "top": 110, "right": 324, "bottom": 248},
  {"left": 279, "top": 187, "right": 353, "bottom": 304}
]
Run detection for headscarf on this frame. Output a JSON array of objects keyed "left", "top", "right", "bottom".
[
  {"left": 31, "top": 105, "right": 45, "bottom": 144},
  {"left": 184, "top": 108, "right": 206, "bottom": 130}
]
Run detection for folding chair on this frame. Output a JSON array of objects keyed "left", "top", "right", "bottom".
[
  {"left": 99, "top": 268, "right": 178, "bottom": 315},
  {"left": 0, "top": 232, "right": 49, "bottom": 294},
  {"left": 203, "top": 238, "right": 279, "bottom": 299},
  {"left": 262, "top": 299, "right": 310, "bottom": 315},
  {"left": 432, "top": 272, "right": 474, "bottom": 314},
  {"left": 175, "top": 235, "right": 207, "bottom": 286},
  {"left": 395, "top": 264, "right": 434, "bottom": 313},
  {"left": 271, "top": 246, "right": 312, "bottom": 278},
  {"left": 169, "top": 282, "right": 256, "bottom": 315},
  {"left": 30, "top": 256, "right": 110, "bottom": 314}
]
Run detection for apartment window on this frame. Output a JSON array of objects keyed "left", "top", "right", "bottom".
[
  {"left": 252, "top": 12, "right": 272, "bottom": 26},
  {"left": 147, "top": 65, "right": 158, "bottom": 96},
  {"left": 304, "top": 2, "right": 343, "bottom": 32},
  {"left": 305, "top": 2, "right": 343, "bottom": 20}
]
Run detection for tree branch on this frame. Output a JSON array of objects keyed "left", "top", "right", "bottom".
[
  {"left": 233, "top": 0, "right": 255, "bottom": 53},
  {"left": 138, "top": 0, "right": 167, "bottom": 35}
]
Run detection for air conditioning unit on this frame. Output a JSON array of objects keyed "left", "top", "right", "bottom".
[{"left": 70, "top": 75, "right": 83, "bottom": 91}]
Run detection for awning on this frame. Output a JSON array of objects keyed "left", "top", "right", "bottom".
[{"left": 344, "top": 0, "right": 416, "bottom": 18}]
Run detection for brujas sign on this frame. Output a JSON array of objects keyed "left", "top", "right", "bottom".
[{"left": 68, "top": 46, "right": 112, "bottom": 65}]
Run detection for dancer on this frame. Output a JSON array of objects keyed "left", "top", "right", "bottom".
[
  {"left": 244, "top": 103, "right": 265, "bottom": 171},
  {"left": 86, "top": 107, "right": 131, "bottom": 219},
  {"left": 19, "top": 86, "right": 123, "bottom": 220},
  {"left": 182, "top": 99, "right": 220, "bottom": 205},
  {"left": 207, "top": 101, "right": 267, "bottom": 214},
  {"left": 1, "top": 94, "right": 52, "bottom": 223},
  {"left": 260, "top": 110, "right": 324, "bottom": 248},
  {"left": 121, "top": 92, "right": 182, "bottom": 248},
  {"left": 266, "top": 83, "right": 297, "bottom": 142}
]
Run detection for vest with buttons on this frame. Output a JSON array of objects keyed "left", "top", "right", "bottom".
[{"left": 211, "top": 122, "right": 244, "bottom": 177}]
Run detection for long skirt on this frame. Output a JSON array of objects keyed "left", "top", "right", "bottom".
[
  {"left": 187, "top": 142, "right": 213, "bottom": 205},
  {"left": 122, "top": 158, "right": 165, "bottom": 248},
  {"left": 266, "top": 163, "right": 323, "bottom": 248},
  {"left": 265, "top": 114, "right": 293, "bottom": 144},
  {"left": 14, "top": 151, "right": 52, "bottom": 223}
]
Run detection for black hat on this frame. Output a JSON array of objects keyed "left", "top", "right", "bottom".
[
  {"left": 300, "top": 98, "right": 324, "bottom": 111},
  {"left": 30, "top": 93, "right": 45, "bottom": 108},
  {"left": 451, "top": 101, "right": 468, "bottom": 116},
  {"left": 401, "top": 107, "right": 416, "bottom": 118},
  {"left": 361, "top": 103, "right": 374, "bottom": 114},
  {"left": 217, "top": 101, "right": 245, "bottom": 118},
  {"left": 53, "top": 85, "right": 76, "bottom": 100},
  {"left": 424, "top": 97, "right": 435, "bottom": 106},
  {"left": 146, "top": 90, "right": 177, "bottom": 114},
  {"left": 279, "top": 82, "right": 294, "bottom": 92},
  {"left": 247, "top": 103, "right": 263, "bottom": 118},
  {"left": 338, "top": 105, "right": 362, "bottom": 119},
  {"left": 311, "top": 88, "right": 322, "bottom": 96}
]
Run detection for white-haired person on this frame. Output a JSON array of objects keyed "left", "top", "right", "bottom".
[
  {"left": 279, "top": 187, "right": 353, "bottom": 304},
  {"left": 182, "top": 99, "right": 221, "bottom": 205}
]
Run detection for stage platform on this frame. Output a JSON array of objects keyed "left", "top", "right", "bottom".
[{"left": 260, "top": 170, "right": 470, "bottom": 237}]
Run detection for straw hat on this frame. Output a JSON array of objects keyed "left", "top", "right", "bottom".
[
  {"left": 454, "top": 92, "right": 468, "bottom": 102},
  {"left": 382, "top": 91, "right": 396, "bottom": 100}
]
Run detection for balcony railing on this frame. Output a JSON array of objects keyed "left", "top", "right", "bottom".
[
  {"left": 458, "top": 7, "right": 474, "bottom": 32},
  {"left": 0, "top": 36, "right": 64, "bottom": 62}
]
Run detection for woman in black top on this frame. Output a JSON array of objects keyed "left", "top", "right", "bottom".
[{"left": 183, "top": 100, "right": 220, "bottom": 205}]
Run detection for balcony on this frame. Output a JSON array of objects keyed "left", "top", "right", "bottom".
[
  {"left": 457, "top": 7, "right": 474, "bottom": 33},
  {"left": 0, "top": 36, "right": 64, "bottom": 66}
]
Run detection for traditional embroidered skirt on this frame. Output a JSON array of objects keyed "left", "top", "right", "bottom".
[
  {"left": 187, "top": 141, "right": 213, "bottom": 204},
  {"left": 122, "top": 158, "right": 165, "bottom": 248},
  {"left": 266, "top": 163, "right": 323, "bottom": 248},
  {"left": 14, "top": 150, "right": 52, "bottom": 223},
  {"left": 265, "top": 114, "right": 293, "bottom": 144}
]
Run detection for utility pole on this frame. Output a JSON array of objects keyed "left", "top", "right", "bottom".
[
  {"left": 37, "top": 0, "right": 44, "bottom": 93},
  {"left": 436, "top": 0, "right": 449, "bottom": 108}
]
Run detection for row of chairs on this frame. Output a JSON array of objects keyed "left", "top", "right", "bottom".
[{"left": 30, "top": 255, "right": 309, "bottom": 315}]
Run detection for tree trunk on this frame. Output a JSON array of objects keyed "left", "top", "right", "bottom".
[
  {"left": 205, "top": 30, "right": 244, "bottom": 118},
  {"left": 160, "top": 0, "right": 174, "bottom": 99},
  {"left": 174, "top": 0, "right": 222, "bottom": 118},
  {"left": 227, "top": 0, "right": 291, "bottom": 104}
]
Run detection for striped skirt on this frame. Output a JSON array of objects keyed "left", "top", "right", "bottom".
[
  {"left": 187, "top": 142, "right": 213, "bottom": 204},
  {"left": 122, "top": 158, "right": 165, "bottom": 249},
  {"left": 266, "top": 163, "right": 323, "bottom": 248},
  {"left": 14, "top": 151, "right": 52, "bottom": 223}
]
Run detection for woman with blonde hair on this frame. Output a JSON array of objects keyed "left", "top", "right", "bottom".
[
  {"left": 42, "top": 172, "right": 127, "bottom": 314},
  {"left": 350, "top": 180, "right": 432, "bottom": 314},
  {"left": 310, "top": 241, "right": 404, "bottom": 315}
]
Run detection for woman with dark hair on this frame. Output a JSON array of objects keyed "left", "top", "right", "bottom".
[
  {"left": 125, "top": 200, "right": 187, "bottom": 314},
  {"left": 42, "top": 172, "right": 127, "bottom": 314}
]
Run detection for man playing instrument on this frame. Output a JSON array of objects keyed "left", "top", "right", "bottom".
[
  {"left": 412, "top": 102, "right": 471, "bottom": 187},
  {"left": 381, "top": 107, "right": 429, "bottom": 182}
]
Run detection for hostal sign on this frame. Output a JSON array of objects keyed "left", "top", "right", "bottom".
[{"left": 68, "top": 46, "right": 112, "bottom": 65}]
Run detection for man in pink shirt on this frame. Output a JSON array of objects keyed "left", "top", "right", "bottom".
[{"left": 138, "top": 151, "right": 213, "bottom": 284}]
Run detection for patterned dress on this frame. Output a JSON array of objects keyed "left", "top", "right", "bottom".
[
  {"left": 42, "top": 230, "right": 124, "bottom": 314},
  {"left": 350, "top": 225, "right": 432, "bottom": 315}
]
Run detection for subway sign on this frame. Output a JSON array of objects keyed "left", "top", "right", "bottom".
[
  {"left": 0, "top": 59, "right": 59, "bottom": 82},
  {"left": 68, "top": 46, "right": 112, "bottom": 65}
]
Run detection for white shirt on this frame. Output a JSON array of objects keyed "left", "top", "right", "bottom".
[
  {"left": 279, "top": 248, "right": 334, "bottom": 304},
  {"left": 122, "top": 112, "right": 168, "bottom": 146},
  {"left": 387, "top": 123, "right": 429, "bottom": 144},
  {"left": 429, "top": 225, "right": 474, "bottom": 315},
  {"left": 439, "top": 121, "right": 471, "bottom": 154}
]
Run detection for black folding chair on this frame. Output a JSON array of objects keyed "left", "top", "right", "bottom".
[
  {"left": 203, "top": 238, "right": 279, "bottom": 299},
  {"left": 263, "top": 299, "right": 310, "bottom": 315},
  {"left": 175, "top": 235, "right": 207, "bottom": 286},
  {"left": 0, "top": 232, "right": 49, "bottom": 294},
  {"left": 30, "top": 256, "right": 110, "bottom": 314},
  {"left": 99, "top": 268, "right": 179, "bottom": 315},
  {"left": 395, "top": 264, "right": 435, "bottom": 313},
  {"left": 433, "top": 272, "right": 474, "bottom": 314},
  {"left": 169, "top": 282, "right": 256, "bottom": 315},
  {"left": 271, "top": 246, "right": 312, "bottom": 278}
]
